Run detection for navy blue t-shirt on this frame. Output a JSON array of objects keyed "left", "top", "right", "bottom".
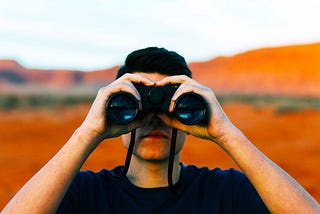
[{"left": 56, "top": 164, "right": 269, "bottom": 213}]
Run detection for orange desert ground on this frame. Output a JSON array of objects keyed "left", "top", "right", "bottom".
[{"left": 1, "top": 102, "right": 320, "bottom": 208}]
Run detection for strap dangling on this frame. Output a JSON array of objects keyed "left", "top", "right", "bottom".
[
  {"left": 121, "top": 128, "right": 178, "bottom": 192},
  {"left": 168, "top": 128, "right": 177, "bottom": 191},
  {"left": 121, "top": 129, "right": 136, "bottom": 177}
]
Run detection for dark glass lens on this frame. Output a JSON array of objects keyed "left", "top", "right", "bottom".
[
  {"left": 106, "top": 93, "right": 138, "bottom": 124},
  {"left": 174, "top": 93, "right": 206, "bottom": 125}
]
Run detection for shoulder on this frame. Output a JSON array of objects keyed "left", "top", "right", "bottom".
[
  {"left": 74, "top": 169, "right": 110, "bottom": 182},
  {"left": 57, "top": 168, "right": 120, "bottom": 213},
  {"left": 182, "top": 164, "right": 245, "bottom": 181},
  {"left": 181, "top": 164, "right": 257, "bottom": 197},
  {"left": 180, "top": 164, "right": 248, "bottom": 193},
  {"left": 70, "top": 167, "right": 123, "bottom": 191},
  {"left": 181, "top": 164, "right": 269, "bottom": 212}
]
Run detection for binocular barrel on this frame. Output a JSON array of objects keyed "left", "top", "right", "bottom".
[
  {"left": 106, "top": 85, "right": 207, "bottom": 125},
  {"left": 106, "top": 92, "right": 139, "bottom": 125},
  {"left": 173, "top": 92, "right": 207, "bottom": 125}
]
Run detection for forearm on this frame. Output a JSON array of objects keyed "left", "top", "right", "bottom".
[
  {"left": 1, "top": 128, "right": 102, "bottom": 214},
  {"left": 217, "top": 126, "right": 320, "bottom": 213}
]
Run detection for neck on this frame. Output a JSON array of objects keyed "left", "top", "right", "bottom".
[{"left": 126, "top": 154, "right": 181, "bottom": 188}]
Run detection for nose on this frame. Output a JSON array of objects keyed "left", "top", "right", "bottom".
[{"left": 148, "top": 114, "right": 165, "bottom": 127}]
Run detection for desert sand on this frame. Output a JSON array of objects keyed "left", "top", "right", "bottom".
[{"left": 1, "top": 102, "right": 320, "bottom": 209}]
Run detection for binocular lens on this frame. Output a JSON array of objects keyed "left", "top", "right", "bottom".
[
  {"left": 174, "top": 93, "right": 206, "bottom": 125},
  {"left": 106, "top": 93, "right": 138, "bottom": 124}
]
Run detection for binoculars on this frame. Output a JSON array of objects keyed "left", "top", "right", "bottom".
[{"left": 106, "top": 84, "right": 207, "bottom": 125}]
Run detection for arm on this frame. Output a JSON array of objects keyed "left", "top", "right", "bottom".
[
  {"left": 1, "top": 74, "right": 154, "bottom": 214},
  {"left": 156, "top": 75, "right": 320, "bottom": 214},
  {"left": 217, "top": 123, "right": 320, "bottom": 213}
]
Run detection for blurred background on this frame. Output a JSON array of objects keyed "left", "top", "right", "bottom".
[{"left": 1, "top": 0, "right": 320, "bottom": 208}]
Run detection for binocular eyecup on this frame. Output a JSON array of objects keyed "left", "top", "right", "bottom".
[{"left": 106, "top": 84, "right": 207, "bottom": 125}]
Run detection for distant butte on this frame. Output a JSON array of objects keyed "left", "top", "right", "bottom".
[{"left": 1, "top": 42, "right": 320, "bottom": 96}]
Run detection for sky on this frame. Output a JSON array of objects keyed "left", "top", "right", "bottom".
[{"left": 0, "top": 0, "right": 320, "bottom": 70}]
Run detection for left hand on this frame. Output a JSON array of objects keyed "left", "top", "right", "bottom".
[{"left": 155, "top": 75, "right": 236, "bottom": 145}]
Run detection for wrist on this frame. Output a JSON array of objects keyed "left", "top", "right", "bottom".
[
  {"left": 209, "top": 121, "right": 243, "bottom": 147},
  {"left": 73, "top": 126, "right": 105, "bottom": 149}
]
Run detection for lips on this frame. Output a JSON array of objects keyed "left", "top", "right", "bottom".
[{"left": 141, "top": 130, "right": 169, "bottom": 139}]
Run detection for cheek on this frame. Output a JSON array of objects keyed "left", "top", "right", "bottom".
[
  {"left": 121, "top": 133, "right": 131, "bottom": 148},
  {"left": 175, "top": 131, "right": 187, "bottom": 151}
]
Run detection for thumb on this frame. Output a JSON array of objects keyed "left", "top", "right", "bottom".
[{"left": 157, "top": 113, "right": 186, "bottom": 131}]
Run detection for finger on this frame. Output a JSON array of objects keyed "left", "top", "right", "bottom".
[
  {"left": 155, "top": 75, "right": 191, "bottom": 86},
  {"left": 120, "top": 73, "right": 155, "bottom": 86},
  {"left": 157, "top": 113, "right": 195, "bottom": 136},
  {"left": 169, "top": 83, "right": 207, "bottom": 112},
  {"left": 157, "top": 112, "right": 184, "bottom": 129},
  {"left": 101, "top": 82, "right": 140, "bottom": 101},
  {"left": 98, "top": 82, "right": 143, "bottom": 112}
]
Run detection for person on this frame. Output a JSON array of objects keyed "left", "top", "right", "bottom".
[{"left": 1, "top": 47, "right": 319, "bottom": 214}]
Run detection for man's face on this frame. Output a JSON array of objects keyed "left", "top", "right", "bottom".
[{"left": 121, "top": 72, "right": 187, "bottom": 161}]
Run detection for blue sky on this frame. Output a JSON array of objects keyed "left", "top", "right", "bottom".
[{"left": 0, "top": 0, "right": 320, "bottom": 70}]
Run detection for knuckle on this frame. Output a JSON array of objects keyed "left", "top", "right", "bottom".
[
  {"left": 178, "top": 75, "right": 190, "bottom": 81},
  {"left": 97, "top": 86, "right": 108, "bottom": 95},
  {"left": 121, "top": 73, "right": 134, "bottom": 79}
]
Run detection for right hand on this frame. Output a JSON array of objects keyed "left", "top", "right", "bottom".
[{"left": 78, "top": 73, "right": 155, "bottom": 142}]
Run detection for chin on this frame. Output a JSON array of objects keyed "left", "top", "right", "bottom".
[
  {"left": 135, "top": 145, "right": 170, "bottom": 161},
  {"left": 136, "top": 154, "right": 169, "bottom": 162}
]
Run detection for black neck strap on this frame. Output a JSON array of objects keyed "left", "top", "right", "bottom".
[
  {"left": 168, "top": 128, "right": 177, "bottom": 190},
  {"left": 121, "top": 128, "right": 178, "bottom": 192},
  {"left": 121, "top": 129, "right": 136, "bottom": 177}
]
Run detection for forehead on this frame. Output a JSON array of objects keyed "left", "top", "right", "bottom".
[{"left": 133, "top": 72, "right": 169, "bottom": 81}]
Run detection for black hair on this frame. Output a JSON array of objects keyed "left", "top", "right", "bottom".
[{"left": 116, "top": 47, "right": 192, "bottom": 79}]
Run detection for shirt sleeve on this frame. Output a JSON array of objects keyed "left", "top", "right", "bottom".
[
  {"left": 229, "top": 169, "right": 270, "bottom": 213},
  {"left": 55, "top": 173, "right": 81, "bottom": 214}
]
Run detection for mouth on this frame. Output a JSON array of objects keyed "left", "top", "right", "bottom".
[{"left": 141, "top": 130, "right": 169, "bottom": 139}]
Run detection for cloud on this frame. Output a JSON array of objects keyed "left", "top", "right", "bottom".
[{"left": 0, "top": 0, "right": 320, "bottom": 69}]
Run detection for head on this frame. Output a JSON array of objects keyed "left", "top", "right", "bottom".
[
  {"left": 118, "top": 47, "right": 192, "bottom": 162},
  {"left": 116, "top": 47, "right": 192, "bottom": 79}
]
